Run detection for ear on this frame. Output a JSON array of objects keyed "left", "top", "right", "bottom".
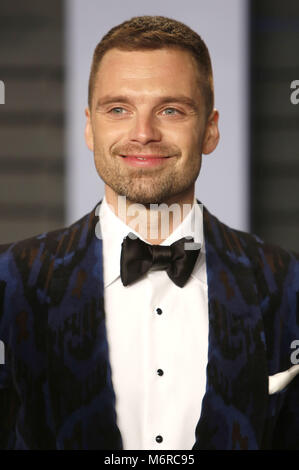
[
  {"left": 202, "top": 109, "right": 220, "bottom": 155},
  {"left": 84, "top": 107, "right": 94, "bottom": 152}
]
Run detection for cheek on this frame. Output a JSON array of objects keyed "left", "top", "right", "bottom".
[
  {"left": 168, "top": 123, "right": 202, "bottom": 148},
  {"left": 95, "top": 122, "right": 124, "bottom": 145},
  {"left": 189, "top": 127, "right": 205, "bottom": 152},
  {"left": 165, "top": 127, "right": 188, "bottom": 147},
  {"left": 179, "top": 136, "right": 201, "bottom": 157},
  {"left": 93, "top": 127, "right": 112, "bottom": 147}
]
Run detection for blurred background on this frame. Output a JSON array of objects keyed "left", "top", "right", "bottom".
[{"left": 0, "top": 0, "right": 298, "bottom": 251}]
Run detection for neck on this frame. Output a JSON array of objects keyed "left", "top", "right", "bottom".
[{"left": 105, "top": 186, "right": 195, "bottom": 244}]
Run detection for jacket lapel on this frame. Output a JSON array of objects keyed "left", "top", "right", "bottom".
[
  {"left": 46, "top": 202, "right": 123, "bottom": 449},
  {"left": 192, "top": 203, "right": 268, "bottom": 449}
]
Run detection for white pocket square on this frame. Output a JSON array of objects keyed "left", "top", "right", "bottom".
[{"left": 268, "top": 365, "right": 299, "bottom": 394}]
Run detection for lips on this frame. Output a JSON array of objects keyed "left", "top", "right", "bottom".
[
  {"left": 120, "top": 155, "right": 170, "bottom": 159},
  {"left": 118, "top": 154, "right": 174, "bottom": 167}
]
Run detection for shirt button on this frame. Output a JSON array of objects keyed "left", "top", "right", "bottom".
[
  {"left": 157, "top": 369, "right": 164, "bottom": 376},
  {"left": 156, "top": 308, "right": 162, "bottom": 315},
  {"left": 156, "top": 435, "right": 163, "bottom": 443}
]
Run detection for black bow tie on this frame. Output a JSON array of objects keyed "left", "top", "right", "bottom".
[{"left": 120, "top": 233, "right": 201, "bottom": 288}]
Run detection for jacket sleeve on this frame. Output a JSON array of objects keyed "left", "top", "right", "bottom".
[
  {"left": 271, "top": 375, "right": 299, "bottom": 449},
  {"left": 0, "top": 247, "right": 19, "bottom": 449},
  {"left": 271, "top": 249, "right": 299, "bottom": 449},
  {"left": 0, "top": 358, "right": 20, "bottom": 449}
]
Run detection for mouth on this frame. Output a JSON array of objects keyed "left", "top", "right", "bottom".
[{"left": 118, "top": 155, "right": 175, "bottom": 167}]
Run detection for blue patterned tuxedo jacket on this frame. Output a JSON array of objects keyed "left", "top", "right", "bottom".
[{"left": 0, "top": 200, "right": 299, "bottom": 450}]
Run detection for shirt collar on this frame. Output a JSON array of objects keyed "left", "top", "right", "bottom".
[{"left": 99, "top": 195, "right": 206, "bottom": 288}]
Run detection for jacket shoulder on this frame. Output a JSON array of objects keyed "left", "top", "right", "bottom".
[
  {"left": 0, "top": 204, "right": 101, "bottom": 312},
  {"left": 203, "top": 204, "right": 299, "bottom": 268},
  {"left": 0, "top": 205, "right": 99, "bottom": 263}
]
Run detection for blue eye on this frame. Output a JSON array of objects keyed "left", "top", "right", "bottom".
[
  {"left": 110, "top": 107, "right": 125, "bottom": 114},
  {"left": 108, "top": 107, "right": 182, "bottom": 116},
  {"left": 162, "top": 108, "right": 180, "bottom": 115}
]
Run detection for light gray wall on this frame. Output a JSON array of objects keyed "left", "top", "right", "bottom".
[{"left": 65, "top": 0, "right": 249, "bottom": 230}]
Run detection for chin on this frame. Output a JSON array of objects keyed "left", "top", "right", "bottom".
[
  {"left": 123, "top": 194, "right": 160, "bottom": 205},
  {"left": 122, "top": 190, "right": 180, "bottom": 206}
]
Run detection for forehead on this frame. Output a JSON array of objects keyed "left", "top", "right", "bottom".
[{"left": 94, "top": 47, "right": 200, "bottom": 97}]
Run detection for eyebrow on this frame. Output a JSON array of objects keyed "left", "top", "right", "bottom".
[{"left": 95, "top": 95, "right": 200, "bottom": 113}]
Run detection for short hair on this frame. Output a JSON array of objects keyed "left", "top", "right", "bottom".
[{"left": 88, "top": 15, "right": 214, "bottom": 118}]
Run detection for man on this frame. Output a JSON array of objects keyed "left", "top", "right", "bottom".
[{"left": 0, "top": 15, "right": 299, "bottom": 450}]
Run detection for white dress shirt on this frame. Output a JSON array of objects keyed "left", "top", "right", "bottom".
[{"left": 99, "top": 196, "right": 209, "bottom": 450}]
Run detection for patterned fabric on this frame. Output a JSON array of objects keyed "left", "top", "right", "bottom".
[{"left": 0, "top": 200, "right": 298, "bottom": 450}]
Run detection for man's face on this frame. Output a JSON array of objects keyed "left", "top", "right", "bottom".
[{"left": 85, "top": 47, "right": 219, "bottom": 204}]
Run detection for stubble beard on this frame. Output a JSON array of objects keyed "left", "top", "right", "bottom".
[{"left": 94, "top": 149, "right": 201, "bottom": 205}]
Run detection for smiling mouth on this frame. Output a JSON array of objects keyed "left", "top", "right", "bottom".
[
  {"left": 117, "top": 154, "right": 175, "bottom": 167},
  {"left": 120, "top": 155, "right": 172, "bottom": 159}
]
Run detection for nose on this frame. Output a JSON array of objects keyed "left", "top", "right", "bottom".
[{"left": 128, "top": 110, "right": 162, "bottom": 145}]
